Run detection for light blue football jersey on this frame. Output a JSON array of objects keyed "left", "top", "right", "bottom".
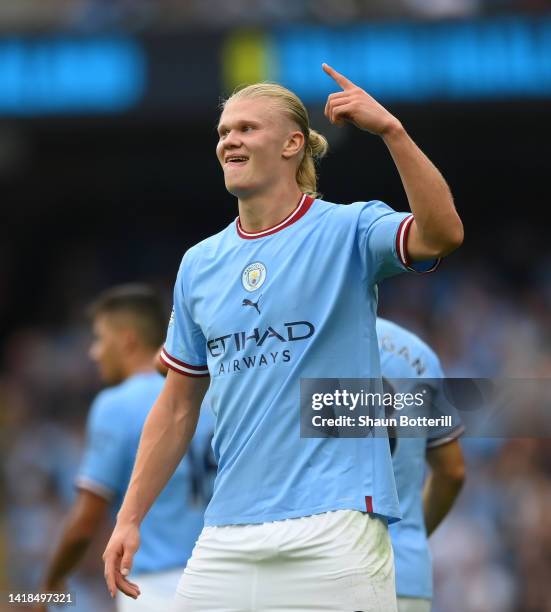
[
  {"left": 77, "top": 371, "right": 215, "bottom": 574},
  {"left": 377, "top": 318, "right": 463, "bottom": 599},
  {"left": 162, "top": 194, "right": 427, "bottom": 527}
]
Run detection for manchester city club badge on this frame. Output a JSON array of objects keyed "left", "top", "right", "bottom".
[{"left": 241, "top": 261, "right": 267, "bottom": 292}]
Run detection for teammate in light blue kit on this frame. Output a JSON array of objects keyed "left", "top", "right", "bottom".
[
  {"left": 40, "top": 285, "right": 214, "bottom": 612},
  {"left": 377, "top": 318, "right": 465, "bottom": 612},
  {"left": 104, "top": 65, "right": 463, "bottom": 611}
]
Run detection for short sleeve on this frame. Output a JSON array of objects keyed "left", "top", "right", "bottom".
[
  {"left": 425, "top": 358, "right": 465, "bottom": 448},
  {"left": 357, "top": 201, "right": 440, "bottom": 284},
  {"left": 75, "top": 394, "right": 129, "bottom": 500},
  {"left": 160, "top": 253, "right": 209, "bottom": 377}
]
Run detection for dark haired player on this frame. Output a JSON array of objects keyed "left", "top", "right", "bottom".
[{"left": 40, "top": 285, "right": 213, "bottom": 611}]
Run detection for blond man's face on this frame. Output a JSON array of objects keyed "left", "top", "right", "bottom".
[{"left": 216, "top": 97, "right": 302, "bottom": 198}]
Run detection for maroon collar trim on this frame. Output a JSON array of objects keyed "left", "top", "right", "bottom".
[{"left": 236, "top": 194, "right": 314, "bottom": 240}]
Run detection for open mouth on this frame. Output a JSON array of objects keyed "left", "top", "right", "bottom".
[{"left": 225, "top": 156, "right": 249, "bottom": 166}]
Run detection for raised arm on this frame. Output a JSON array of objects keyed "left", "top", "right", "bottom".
[
  {"left": 323, "top": 63, "right": 463, "bottom": 261},
  {"left": 102, "top": 371, "right": 209, "bottom": 599}
]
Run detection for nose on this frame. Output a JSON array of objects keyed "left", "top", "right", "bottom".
[{"left": 222, "top": 129, "right": 242, "bottom": 150}]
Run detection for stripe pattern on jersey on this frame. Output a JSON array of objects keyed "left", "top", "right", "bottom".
[
  {"left": 396, "top": 214, "right": 441, "bottom": 274},
  {"left": 160, "top": 348, "right": 209, "bottom": 377}
]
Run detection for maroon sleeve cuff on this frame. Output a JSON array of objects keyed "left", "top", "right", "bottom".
[
  {"left": 396, "top": 214, "right": 441, "bottom": 274},
  {"left": 160, "top": 348, "right": 209, "bottom": 377}
]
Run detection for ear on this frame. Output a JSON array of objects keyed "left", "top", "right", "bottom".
[
  {"left": 120, "top": 326, "right": 139, "bottom": 352},
  {"left": 282, "top": 130, "right": 305, "bottom": 160}
]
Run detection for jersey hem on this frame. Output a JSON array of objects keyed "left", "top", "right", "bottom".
[{"left": 204, "top": 502, "right": 401, "bottom": 527}]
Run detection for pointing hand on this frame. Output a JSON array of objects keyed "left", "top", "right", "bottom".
[{"left": 322, "top": 63, "right": 400, "bottom": 136}]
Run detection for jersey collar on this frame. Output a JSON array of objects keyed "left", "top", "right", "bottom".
[{"left": 236, "top": 194, "right": 315, "bottom": 240}]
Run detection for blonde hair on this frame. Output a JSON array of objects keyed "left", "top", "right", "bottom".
[{"left": 222, "top": 83, "right": 329, "bottom": 198}]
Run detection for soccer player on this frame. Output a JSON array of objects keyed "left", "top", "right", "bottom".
[
  {"left": 39, "top": 285, "right": 214, "bottom": 612},
  {"left": 103, "top": 63, "right": 463, "bottom": 611},
  {"left": 377, "top": 318, "right": 465, "bottom": 612}
]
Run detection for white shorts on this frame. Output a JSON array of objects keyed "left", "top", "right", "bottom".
[
  {"left": 172, "top": 510, "right": 397, "bottom": 612},
  {"left": 397, "top": 597, "right": 431, "bottom": 612},
  {"left": 117, "top": 568, "right": 184, "bottom": 612}
]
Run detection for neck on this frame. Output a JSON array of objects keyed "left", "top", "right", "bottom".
[
  {"left": 237, "top": 183, "right": 303, "bottom": 233},
  {"left": 122, "top": 351, "right": 156, "bottom": 379}
]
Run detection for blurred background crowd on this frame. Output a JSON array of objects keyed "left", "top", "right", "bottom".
[
  {"left": 0, "top": 0, "right": 550, "bottom": 31},
  {"left": 2, "top": 267, "right": 550, "bottom": 611},
  {"left": 1, "top": 1, "right": 550, "bottom": 611}
]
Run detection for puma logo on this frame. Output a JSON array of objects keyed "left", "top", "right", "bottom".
[{"left": 242, "top": 295, "right": 261, "bottom": 315}]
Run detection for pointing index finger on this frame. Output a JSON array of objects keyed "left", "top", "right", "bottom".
[{"left": 322, "top": 63, "right": 354, "bottom": 90}]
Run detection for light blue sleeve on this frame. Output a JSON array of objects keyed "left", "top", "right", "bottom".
[
  {"left": 356, "top": 201, "right": 439, "bottom": 284},
  {"left": 161, "top": 252, "right": 209, "bottom": 376},
  {"left": 76, "top": 393, "right": 129, "bottom": 500},
  {"left": 356, "top": 200, "right": 411, "bottom": 284},
  {"left": 425, "top": 356, "right": 465, "bottom": 447}
]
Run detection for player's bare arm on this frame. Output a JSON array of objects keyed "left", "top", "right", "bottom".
[
  {"left": 423, "top": 439, "right": 465, "bottom": 536},
  {"left": 154, "top": 346, "right": 168, "bottom": 377},
  {"left": 37, "top": 490, "right": 108, "bottom": 611},
  {"left": 323, "top": 63, "right": 463, "bottom": 261},
  {"left": 102, "top": 371, "right": 209, "bottom": 599}
]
